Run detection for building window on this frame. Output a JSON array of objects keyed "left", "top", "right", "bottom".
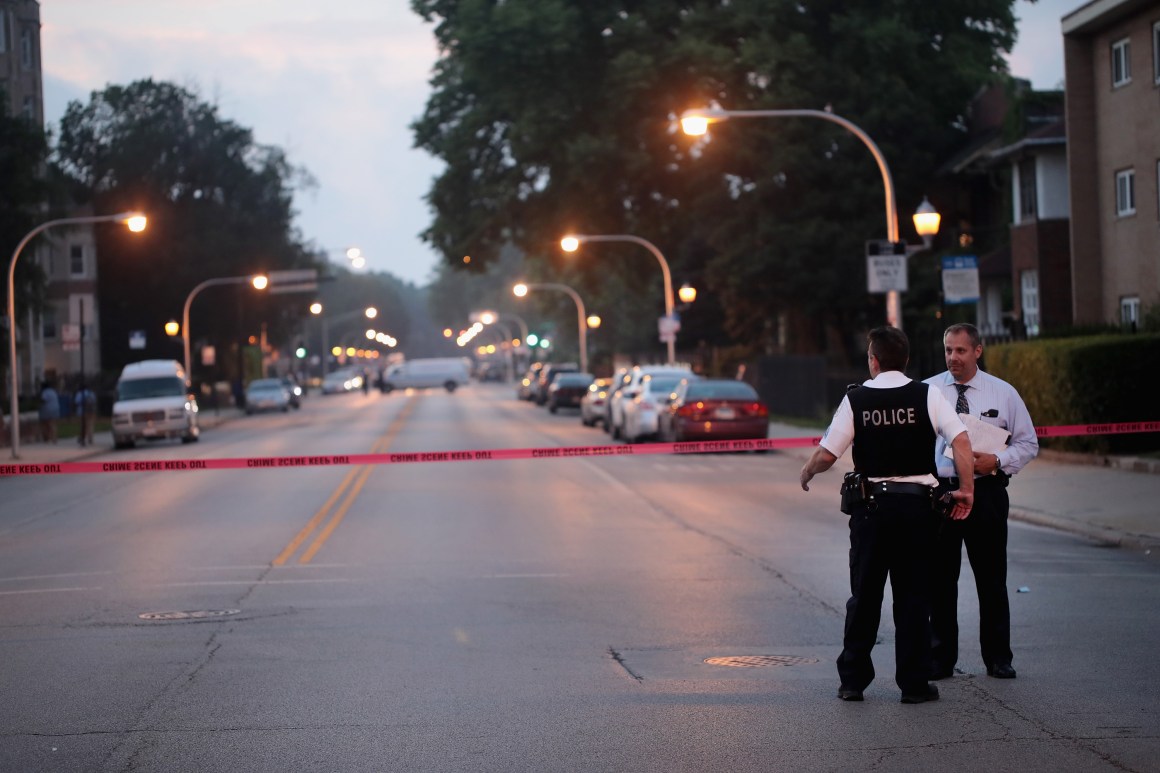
[
  {"left": 0, "top": 11, "right": 8, "bottom": 54},
  {"left": 42, "top": 308, "right": 58, "bottom": 341},
  {"left": 19, "top": 25, "right": 32, "bottom": 69},
  {"left": 1121, "top": 296, "right": 1140, "bottom": 328},
  {"left": 1112, "top": 37, "right": 1131, "bottom": 87},
  {"left": 21, "top": 95, "right": 34, "bottom": 120},
  {"left": 1018, "top": 158, "right": 1038, "bottom": 220},
  {"left": 1020, "top": 270, "right": 1040, "bottom": 338},
  {"left": 69, "top": 245, "right": 86, "bottom": 276},
  {"left": 1154, "top": 21, "right": 1160, "bottom": 84},
  {"left": 1115, "top": 169, "right": 1136, "bottom": 216}
]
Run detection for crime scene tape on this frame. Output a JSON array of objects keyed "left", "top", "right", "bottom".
[{"left": 2, "top": 421, "right": 1157, "bottom": 477}]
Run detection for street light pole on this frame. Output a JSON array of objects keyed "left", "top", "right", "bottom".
[
  {"left": 7, "top": 212, "right": 146, "bottom": 459},
  {"left": 513, "top": 282, "right": 589, "bottom": 374},
  {"left": 182, "top": 275, "right": 268, "bottom": 380},
  {"left": 561, "top": 234, "right": 677, "bottom": 364},
  {"left": 680, "top": 107, "right": 906, "bottom": 329}
]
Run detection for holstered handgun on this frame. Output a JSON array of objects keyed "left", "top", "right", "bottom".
[{"left": 840, "top": 472, "right": 866, "bottom": 515}]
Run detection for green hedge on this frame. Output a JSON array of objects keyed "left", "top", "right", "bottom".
[{"left": 986, "top": 334, "right": 1160, "bottom": 454}]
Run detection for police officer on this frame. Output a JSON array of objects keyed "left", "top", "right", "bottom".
[
  {"left": 924, "top": 323, "right": 1038, "bottom": 680},
  {"left": 800, "top": 326, "right": 975, "bottom": 703}
]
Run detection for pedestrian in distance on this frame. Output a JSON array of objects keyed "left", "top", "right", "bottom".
[
  {"left": 38, "top": 380, "right": 61, "bottom": 444},
  {"left": 75, "top": 384, "right": 97, "bottom": 446},
  {"left": 924, "top": 323, "right": 1038, "bottom": 681},
  {"left": 800, "top": 326, "right": 975, "bottom": 704}
]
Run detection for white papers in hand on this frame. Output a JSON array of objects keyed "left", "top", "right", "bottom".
[{"left": 944, "top": 413, "right": 1011, "bottom": 458}]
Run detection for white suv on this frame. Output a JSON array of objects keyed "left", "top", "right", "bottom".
[
  {"left": 608, "top": 365, "right": 691, "bottom": 440},
  {"left": 111, "top": 360, "right": 199, "bottom": 449}
]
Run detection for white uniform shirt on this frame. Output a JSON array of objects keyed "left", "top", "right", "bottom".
[
  {"left": 924, "top": 368, "right": 1038, "bottom": 479},
  {"left": 821, "top": 370, "right": 967, "bottom": 485}
]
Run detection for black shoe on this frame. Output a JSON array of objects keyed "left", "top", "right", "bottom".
[
  {"left": 986, "top": 663, "right": 1016, "bottom": 679},
  {"left": 930, "top": 666, "right": 954, "bottom": 680},
  {"left": 900, "top": 683, "right": 940, "bottom": 704},
  {"left": 838, "top": 686, "right": 864, "bottom": 702}
]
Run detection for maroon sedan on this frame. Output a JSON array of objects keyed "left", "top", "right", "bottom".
[{"left": 658, "top": 379, "right": 770, "bottom": 442}]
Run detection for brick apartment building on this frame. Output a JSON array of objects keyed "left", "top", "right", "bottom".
[{"left": 1063, "top": 0, "right": 1160, "bottom": 327}]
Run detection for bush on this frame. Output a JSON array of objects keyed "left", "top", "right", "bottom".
[{"left": 987, "top": 334, "right": 1160, "bottom": 454}]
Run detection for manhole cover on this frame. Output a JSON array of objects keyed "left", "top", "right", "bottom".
[
  {"left": 138, "top": 609, "right": 241, "bottom": 621},
  {"left": 704, "top": 655, "right": 819, "bottom": 668}
]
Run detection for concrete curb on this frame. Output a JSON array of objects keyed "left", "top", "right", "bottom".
[
  {"left": 1010, "top": 506, "right": 1160, "bottom": 553},
  {"left": 1036, "top": 448, "right": 1160, "bottom": 475}
]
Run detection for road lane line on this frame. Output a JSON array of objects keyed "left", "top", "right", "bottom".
[
  {"left": 272, "top": 395, "right": 417, "bottom": 566},
  {"left": 299, "top": 463, "right": 375, "bottom": 564},
  {"left": 271, "top": 465, "right": 362, "bottom": 566}
]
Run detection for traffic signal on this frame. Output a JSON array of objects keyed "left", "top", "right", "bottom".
[{"left": 295, "top": 340, "right": 307, "bottom": 359}]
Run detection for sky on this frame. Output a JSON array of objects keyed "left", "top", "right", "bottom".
[{"left": 40, "top": 0, "right": 1076, "bottom": 289}]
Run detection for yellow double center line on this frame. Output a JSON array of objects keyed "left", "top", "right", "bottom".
[{"left": 272, "top": 396, "right": 418, "bottom": 565}]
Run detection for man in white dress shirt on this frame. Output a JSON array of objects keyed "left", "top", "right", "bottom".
[{"left": 925, "top": 323, "right": 1039, "bottom": 680}]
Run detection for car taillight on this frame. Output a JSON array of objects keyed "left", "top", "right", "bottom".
[
  {"left": 676, "top": 401, "right": 706, "bottom": 420},
  {"left": 744, "top": 402, "right": 769, "bottom": 417}
]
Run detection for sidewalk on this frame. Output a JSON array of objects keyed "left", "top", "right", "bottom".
[
  {"left": 6, "top": 415, "right": 1158, "bottom": 552},
  {"left": 2, "top": 407, "right": 242, "bottom": 464}
]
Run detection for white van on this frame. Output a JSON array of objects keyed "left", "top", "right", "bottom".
[
  {"left": 381, "top": 358, "right": 470, "bottom": 393},
  {"left": 111, "top": 360, "right": 200, "bottom": 449}
]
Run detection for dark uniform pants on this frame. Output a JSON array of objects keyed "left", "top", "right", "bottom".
[
  {"left": 838, "top": 493, "right": 937, "bottom": 693},
  {"left": 931, "top": 475, "right": 1012, "bottom": 672}
]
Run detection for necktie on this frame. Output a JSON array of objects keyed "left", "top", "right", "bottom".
[{"left": 954, "top": 383, "right": 970, "bottom": 415}]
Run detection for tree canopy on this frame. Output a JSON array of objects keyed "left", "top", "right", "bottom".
[
  {"left": 412, "top": 0, "right": 1023, "bottom": 363},
  {"left": 55, "top": 79, "right": 322, "bottom": 379}
]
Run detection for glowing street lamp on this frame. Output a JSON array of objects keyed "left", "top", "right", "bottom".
[
  {"left": 678, "top": 284, "right": 697, "bottom": 304},
  {"left": 164, "top": 320, "right": 180, "bottom": 337},
  {"left": 912, "top": 196, "right": 941, "bottom": 247},
  {"left": 7, "top": 211, "right": 147, "bottom": 458},
  {"left": 181, "top": 274, "right": 269, "bottom": 380},
  {"left": 681, "top": 106, "right": 917, "bottom": 327},
  {"left": 560, "top": 233, "right": 682, "bottom": 364},
  {"left": 513, "top": 281, "right": 592, "bottom": 374}
]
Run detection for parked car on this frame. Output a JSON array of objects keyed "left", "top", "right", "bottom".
[
  {"left": 620, "top": 373, "right": 693, "bottom": 443},
  {"left": 547, "top": 372, "right": 594, "bottom": 413},
  {"left": 517, "top": 362, "right": 544, "bottom": 401},
  {"left": 580, "top": 378, "right": 613, "bottom": 427},
  {"left": 599, "top": 368, "right": 631, "bottom": 432},
  {"left": 321, "top": 368, "right": 362, "bottom": 394},
  {"left": 245, "top": 378, "right": 292, "bottom": 414},
  {"left": 534, "top": 362, "right": 578, "bottom": 406},
  {"left": 658, "top": 378, "right": 771, "bottom": 443},
  {"left": 110, "top": 359, "right": 199, "bottom": 449},
  {"left": 608, "top": 365, "right": 692, "bottom": 439},
  {"left": 281, "top": 375, "right": 303, "bottom": 408}
]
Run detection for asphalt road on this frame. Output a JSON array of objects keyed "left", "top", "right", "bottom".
[{"left": 1, "top": 383, "right": 1157, "bottom": 772}]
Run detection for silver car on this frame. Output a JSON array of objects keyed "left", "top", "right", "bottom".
[{"left": 245, "top": 378, "right": 291, "bottom": 414}]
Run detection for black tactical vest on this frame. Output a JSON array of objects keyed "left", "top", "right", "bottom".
[{"left": 848, "top": 381, "right": 936, "bottom": 477}]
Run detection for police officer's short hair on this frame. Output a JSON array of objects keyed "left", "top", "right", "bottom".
[
  {"left": 867, "top": 326, "right": 909, "bottom": 372},
  {"left": 943, "top": 322, "right": 981, "bottom": 348}
]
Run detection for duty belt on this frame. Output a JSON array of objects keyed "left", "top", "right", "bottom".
[{"left": 867, "top": 481, "right": 935, "bottom": 498}]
